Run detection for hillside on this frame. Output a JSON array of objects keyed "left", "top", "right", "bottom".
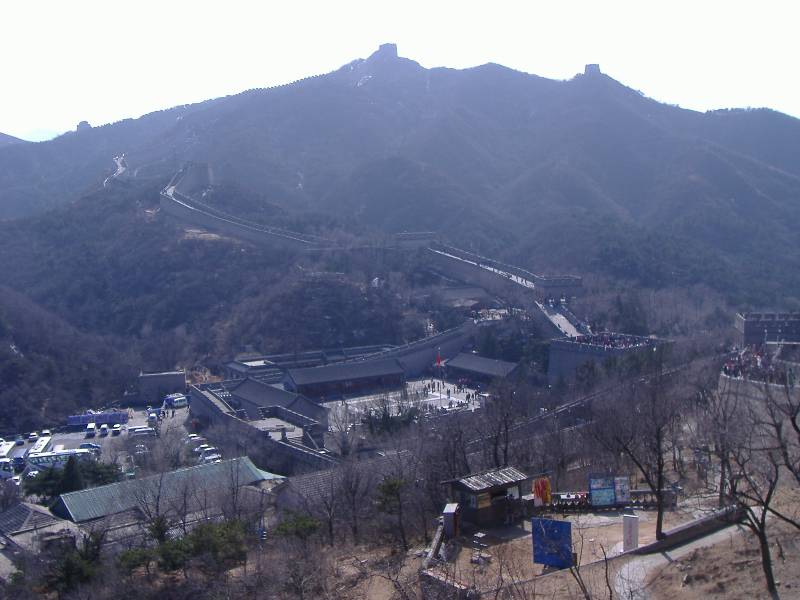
[
  {"left": 0, "top": 132, "right": 24, "bottom": 148},
  {"left": 1, "top": 44, "right": 799, "bottom": 306},
  {"left": 0, "top": 287, "right": 135, "bottom": 434}
]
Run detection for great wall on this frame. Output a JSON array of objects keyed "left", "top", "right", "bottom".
[{"left": 158, "top": 163, "right": 586, "bottom": 338}]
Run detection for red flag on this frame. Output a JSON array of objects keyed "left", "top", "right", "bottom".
[{"left": 436, "top": 350, "right": 442, "bottom": 367}]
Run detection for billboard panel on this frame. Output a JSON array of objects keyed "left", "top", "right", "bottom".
[
  {"left": 589, "top": 475, "right": 616, "bottom": 507},
  {"left": 614, "top": 476, "right": 630, "bottom": 504},
  {"left": 532, "top": 518, "right": 573, "bottom": 569}
]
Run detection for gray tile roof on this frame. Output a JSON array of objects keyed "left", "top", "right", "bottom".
[
  {"left": 0, "top": 502, "right": 63, "bottom": 535},
  {"left": 277, "top": 453, "right": 412, "bottom": 507},
  {"left": 286, "top": 358, "right": 404, "bottom": 387},
  {"left": 446, "top": 353, "right": 519, "bottom": 379},
  {"left": 228, "top": 378, "right": 325, "bottom": 421},
  {"left": 52, "top": 457, "right": 282, "bottom": 523},
  {"left": 450, "top": 466, "right": 529, "bottom": 493},
  {"left": 229, "top": 378, "right": 301, "bottom": 406}
]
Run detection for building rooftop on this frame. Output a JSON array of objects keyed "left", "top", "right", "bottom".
[
  {"left": 446, "top": 466, "right": 530, "bottom": 494},
  {"left": 51, "top": 457, "right": 282, "bottom": 523},
  {"left": 286, "top": 358, "right": 405, "bottom": 387},
  {"left": 446, "top": 353, "right": 519, "bottom": 379},
  {"left": 0, "top": 502, "right": 64, "bottom": 536},
  {"left": 277, "top": 453, "right": 409, "bottom": 505},
  {"left": 226, "top": 378, "right": 326, "bottom": 421},
  {"left": 249, "top": 417, "right": 305, "bottom": 441}
]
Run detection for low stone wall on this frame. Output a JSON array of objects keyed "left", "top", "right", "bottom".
[
  {"left": 189, "top": 385, "right": 336, "bottom": 474},
  {"left": 632, "top": 505, "right": 745, "bottom": 555},
  {"left": 419, "top": 569, "right": 478, "bottom": 600}
]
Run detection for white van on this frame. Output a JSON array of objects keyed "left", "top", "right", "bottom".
[
  {"left": 85, "top": 423, "right": 97, "bottom": 438},
  {"left": 99, "top": 424, "right": 109, "bottom": 437}
]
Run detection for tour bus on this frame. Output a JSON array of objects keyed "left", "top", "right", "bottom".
[
  {"left": 26, "top": 448, "right": 96, "bottom": 470},
  {"left": 27, "top": 436, "right": 52, "bottom": 457},
  {"left": 0, "top": 458, "right": 14, "bottom": 479},
  {"left": 130, "top": 427, "right": 157, "bottom": 438},
  {"left": 0, "top": 441, "right": 15, "bottom": 460},
  {"left": 85, "top": 423, "right": 97, "bottom": 438}
]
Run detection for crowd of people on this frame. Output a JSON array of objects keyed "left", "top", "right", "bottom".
[
  {"left": 571, "top": 333, "right": 653, "bottom": 349},
  {"left": 722, "top": 345, "right": 795, "bottom": 386}
]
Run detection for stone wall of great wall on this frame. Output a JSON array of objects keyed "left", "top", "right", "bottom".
[
  {"left": 188, "top": 385, "right": 336, "bottom": 474},
  {"left": 426, "top": 249, "right": 566, "bottom": 338},
  {"left": 365, "top": 320, "right": 478, "bottom": 376},
  {"left": 160, "top": 187, "right": 317, "bottom": 251}
]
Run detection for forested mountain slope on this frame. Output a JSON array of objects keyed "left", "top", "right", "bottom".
[{"left": 1, "top": 44, "right": 799, "bottom": 303}]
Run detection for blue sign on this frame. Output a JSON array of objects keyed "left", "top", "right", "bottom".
[
  {"left": 532, "top": 518, "right": 572, "bottom": 569},
  {"left": 589, "top": 475, "right": 617, "bottom": 507}
]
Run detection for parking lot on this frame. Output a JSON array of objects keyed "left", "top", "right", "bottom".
[{"left": 2, "top": 405, "right": 192, "bottom": 471}]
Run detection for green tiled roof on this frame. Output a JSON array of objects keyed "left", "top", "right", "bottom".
[{"left": 52, "top": 457, "right": 282, "bottom": 523}]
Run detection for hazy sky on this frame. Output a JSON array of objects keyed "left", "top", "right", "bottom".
[{"left": 2, "top": 0, "right": 798, "bottom": 141}]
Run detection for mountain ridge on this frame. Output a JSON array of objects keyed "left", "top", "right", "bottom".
[{"left": 0, "top": 45, "right": 799, "bottom": 303}]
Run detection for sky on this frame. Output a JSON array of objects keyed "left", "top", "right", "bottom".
[{"left": 2, "top": 0, "right": 798, "bottom": 141}]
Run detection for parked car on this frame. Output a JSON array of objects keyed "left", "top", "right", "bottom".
[
  {"left": 111, "top": 424, "right": 122, "bottom": 436},
  {"left": 99, "top": 424, "right": 109, "bottom": 437},
  {"left": 192, "top": 444, "right": 211, "bottom": 454},
  {"left": 79, "top": 442, "right": 101, "bottom": 453},
  {"left": 27, "top": 432, "right": 38, "bottom": 442},
  {"left": 41, "top": 429, "right": 52, "bottom": 437},
  {"left": 26, "top": 470, "right": 39, "bottom": 479},
  {"left": 15, "top": 436, "right": 24, "bottom": 446},
  {"left": 12, "top": 456, "right": 26, "bottom": 471},
  {"left": 199, "top": 453, "right": 222, "bottom": 464}
]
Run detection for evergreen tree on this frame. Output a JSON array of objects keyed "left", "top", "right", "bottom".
[{"left": 59, "top": 456, "right": 84, "bottom": 494}]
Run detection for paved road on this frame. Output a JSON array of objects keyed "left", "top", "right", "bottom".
[{"left": 537, "top": 301, "right": 581, "bottom": 337}]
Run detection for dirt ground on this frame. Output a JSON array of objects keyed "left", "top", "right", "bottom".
[
  {"left": 435, "top": 498, "right": 716, "bottom": 593},
  {"left": 647, "top": 520, "right": 800, "bottom": 599}
]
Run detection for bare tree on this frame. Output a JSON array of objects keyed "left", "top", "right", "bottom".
[
  {"left": 695, "top": 377, "right": 746, "bottom": 507},
  {"left": 725, "top": 415, "right": 782, "bottom": 599},
  {"left": 591, "top": 359, "right": 682, "bottom": 540},
  {"left": 133, "top": 472, "right": 175, "bottom": 543},
  {"left": 483, "top": 383, "right": 524, "bottom": 468},
  {"left": 761, "top": 380, "right": 800, "bottom": 486},
  {"left": 337, "top": 458, "right": 371, "bottom": 543}
]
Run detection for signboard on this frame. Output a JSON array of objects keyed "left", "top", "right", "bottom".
[
  {"left": 476, "top": 493, "right": 491, "bottom": 509},
  {"left": 623, "top": 514, "right": 639, "bottom": 551},
  {"left": 532, "top": 518, "right": 573, "bottom": 569},
  {"left": 589, "top": 475, "right": 616, "bottom": 507},
  {"left": 614, "top": 476, "right": 631, "bottom": 504}
]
